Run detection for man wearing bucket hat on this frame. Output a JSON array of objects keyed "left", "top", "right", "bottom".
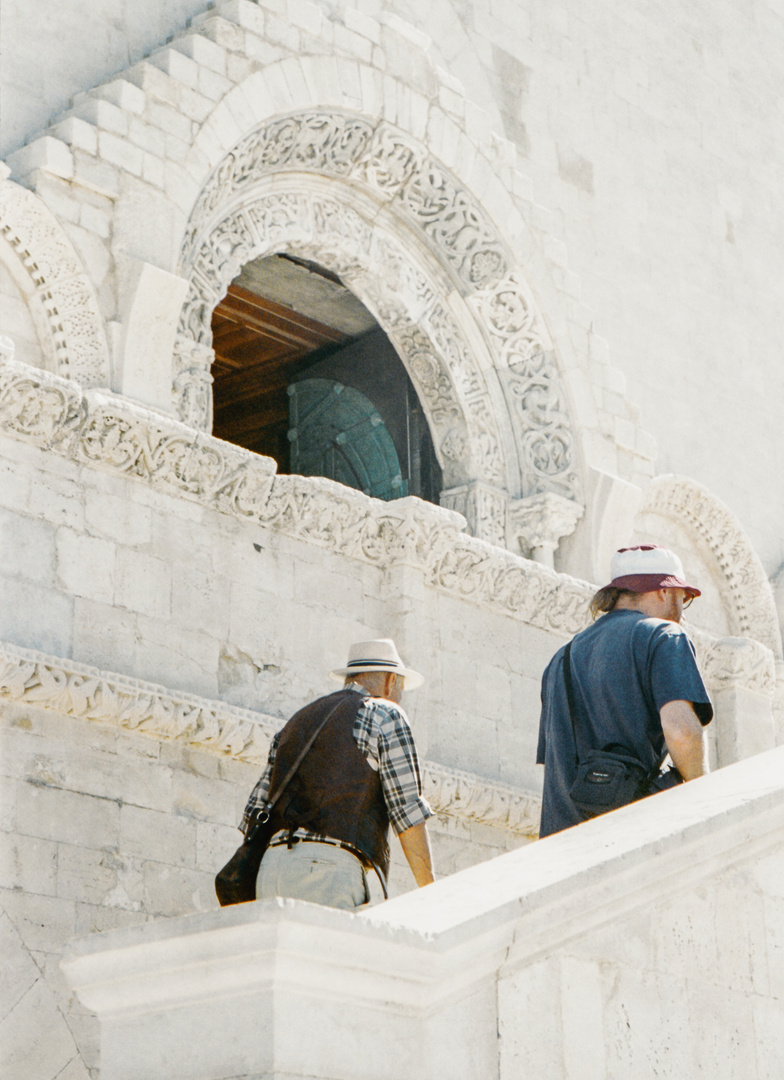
[
  {"left": 536, "top": 545, "right": 714, "bottom": 837},
  {"left": 240, "top": 639, "right": 434, "bottom": 908}
]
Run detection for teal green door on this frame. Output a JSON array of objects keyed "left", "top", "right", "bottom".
[{"left": 288, "top": 378, "right": 408, "bottom": 501}]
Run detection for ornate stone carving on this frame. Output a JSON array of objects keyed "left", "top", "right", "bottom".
[
  {"left": 508, "top": 492, "right": 584, "bottom": 567},
  {"left": 0, "top": 359, "right": 275, "bottom": 511},
  {"left": 0, "top": 640, "right": 276, "bottom": 761},
  {"left": 178, "top": 110, "right": 583, "bottom": 517},
  {"left": 0, "top": 178, "right": 110, "bottom": 386},
  {"left": 400, "top": 161, "right": 509, "bottom": 288},
  {"left": 470, "top": 271, "right": 552, "bottom": 364},
  {"left": 182, "top": 188, "right": 506, "bottom": 497},
  {"left": 423, "top": 762, "right": 540, "bottom": 837},
  {"left": 172, "top": 336, "right": 215, "bottom": 432},
  {"left": 0, "top": 361, "right": 775, "bottom": 700},
  {"left": 355, "top": 124, "right": 426, "bottom": 197},
  {"left": 183, "top": 113, "right": 375, "bottom": 261},
  {"left": 183, "top": 111, "right": 509, "bottom": 299},
  {"left": 0, "top": 639, "right": 541, "bottom": 836},
  {"left": 691, "top": 632, "right": 777, "bottom": 698},
  {"left": 643, "top": 476, "right": 782, "bottom": 656},
  {"left": 499, "top": 355, "right": 581, "bottom": 501},
  {"left": 440, "top": 483, "right": 507, "bottom": 548}
]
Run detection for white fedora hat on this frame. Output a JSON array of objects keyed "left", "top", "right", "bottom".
[{"left": 329, "top": 638, "right": 424, "bottom": 690}]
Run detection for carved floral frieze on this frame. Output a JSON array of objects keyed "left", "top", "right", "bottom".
[
  {"left": 0, "top": 358, "right": 275, "bottom": 512},
  {"left": 0, "top": 640, "right": 540, "bottom": 837},
  {"left": 0, "top": 359, "right": 775, "bottom": 697}
]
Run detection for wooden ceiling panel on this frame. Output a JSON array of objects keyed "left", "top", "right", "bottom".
[{"left": 211, "top": 282, "right": 358, "bottom": 460}]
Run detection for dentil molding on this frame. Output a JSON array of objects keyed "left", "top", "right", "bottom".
[{"left": 0, "top": 177, "right": 110, "bottom": 387}]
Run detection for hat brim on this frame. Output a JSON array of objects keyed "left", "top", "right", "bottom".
[
  {"left": 608, "top": 573, "right": 701, "bottom": 597},
  {"left": 329, "top": 663, "right": 424, "bottom": 691}
]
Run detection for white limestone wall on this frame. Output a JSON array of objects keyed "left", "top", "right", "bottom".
[
  {"left": 2, "top": 0, "right": 783, "bottom": 580},
  {"left": 0, "top": 355, "right": 778, "bottom": 1076},
  {"left": 0, "top": 685, "right": 525, "bottom": 1079}
]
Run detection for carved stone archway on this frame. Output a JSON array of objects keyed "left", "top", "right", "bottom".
[
  {"left": 174, "top": 111, "right": 584, "bottom": 547},
  {"left": 0, "top": 175, "right": 109, "bottom": 387},
  {"left": 643, "top": 475, "right": 782, "bottom": 656}
]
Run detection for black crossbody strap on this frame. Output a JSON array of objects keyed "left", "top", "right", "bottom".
[
  {"left": 247, "top": 696, "right": 348, "bottom": 838},
  {"left": 562, "top": 641, "right": 585, "bottom": 768}
]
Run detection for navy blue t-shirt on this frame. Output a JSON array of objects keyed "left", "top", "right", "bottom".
[{"left": 536, "top": 609, "right": 713, "bottom": 837}]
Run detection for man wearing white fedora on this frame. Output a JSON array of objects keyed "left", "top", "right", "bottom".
[
  {"left": 241, "top": 638, "right": 434, "bottom": 908},
  {"left": 537, "top": 545, "right": 714, "bottom": 837}
]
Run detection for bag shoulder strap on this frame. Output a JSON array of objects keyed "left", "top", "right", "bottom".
[
  {"left": 562, "top": 641, "right": 585, "bottom": 768},
  {"left": 247, "top": 695, "right": 349, "bottom": 837}
]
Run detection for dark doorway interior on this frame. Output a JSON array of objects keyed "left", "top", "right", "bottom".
[{"left": 210, "top": 254, "right": 441, "bottom": 503}]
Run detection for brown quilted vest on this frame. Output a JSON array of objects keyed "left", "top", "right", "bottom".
[{"left": 266, "top": 688, "right": 391, "bottom": 880}]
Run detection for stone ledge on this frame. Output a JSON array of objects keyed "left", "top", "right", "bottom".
[
  {"left": 60, "top": 746, "right": 784, "bottom": 1080},
  {"left": 0, "top": 639, "right": 541, "bottom": 838}
]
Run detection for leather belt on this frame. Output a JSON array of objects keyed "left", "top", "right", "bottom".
[{"left": 268, "top": 834, "right": 367, "bottom": 865}]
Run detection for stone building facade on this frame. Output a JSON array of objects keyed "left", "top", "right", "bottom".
[{"left": 1, "top": 1, "right": 782, "bottom": 1077}]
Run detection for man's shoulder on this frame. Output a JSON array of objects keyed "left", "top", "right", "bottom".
[{"left": 363, "top": 695, "right": 409, "bottom": 724}]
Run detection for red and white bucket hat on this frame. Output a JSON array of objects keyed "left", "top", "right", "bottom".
[{"left": 604, "top": 545, "right": 701, "bottom": 597}]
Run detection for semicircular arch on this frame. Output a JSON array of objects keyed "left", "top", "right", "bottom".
[
  {"left": 0, "top": 177, "right": 109, "bottom": 386},
  {"left": 175, "top": 110, "right": 584, "bottom": 543},
  {"left": 640, "top": 474, "right": 782, "bottom": 656}
]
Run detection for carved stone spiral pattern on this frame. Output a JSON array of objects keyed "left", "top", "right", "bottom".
[
  {"left": 182, "top": 113, "right": 508, "bottom": 292},
  {"left": 0, "top": 640, "right": 541, "bottom": 837},
  {"left": 0, "top": 179, "right": 110, "bottom": 387},
  {"left": 177, "top": 110, "right": 579, "bottom": 503},
  {"left": 644, "top": 476, "right": 782, "bottom": 657},
  {"left": 0, "top": 359, "right": 774, "bottom": 699}
]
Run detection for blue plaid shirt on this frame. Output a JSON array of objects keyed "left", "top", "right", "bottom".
[{"left": 240, "top": 683, "right": 432, "bottom": 838}]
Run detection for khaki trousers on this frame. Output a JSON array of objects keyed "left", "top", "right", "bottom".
[{"left": 256, "top": 841, "right": 369, "bottom": 909}]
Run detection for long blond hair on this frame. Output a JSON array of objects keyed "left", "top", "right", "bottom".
[{"left": 589, "top": 586, "right": 636, "bottom": 619}]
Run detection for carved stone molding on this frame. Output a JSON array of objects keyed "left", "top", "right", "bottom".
[
  {"left": 691, "top": 631, "right": 777, "bottom": 698},
  {"left": 423, "top": 762, "right": 540, "bottom": 837},
  {"left": 0, "top": 640, "right": 540, "bottom": 837},
  {"left": 0, "top": 640, "right": 275, "bottom": 759},
  {"left": 179, "top": 186, "right": 507, "bottom": 494},
  {"left": 643, "top": 475, "right": 782, "bottom": 657},
  {"left": 508, "top": 491, "right": 584, "bottom": 567},
  {"left": 0, "top": 178, "right": 110, "bottom": 387},
  {"left": 0, "top": 358, "right": 275, "bottom": 512},
  {"left": 177, "top": 109, "right": 580, "bottom": 509},
  {"left": 441, "top": 483, "right": 508, "bottom": 548},
  {"left": 2, "top": 359, "right": 774, "bottom": 700}
]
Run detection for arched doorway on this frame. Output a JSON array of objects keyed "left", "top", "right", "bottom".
[{"left": 210, "top": 253, "right": 441, "bottom": 503}]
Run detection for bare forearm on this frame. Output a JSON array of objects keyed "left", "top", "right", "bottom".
[
  {"left": 398, "top": 822, "right": 435, "bottom": 887},
  {"left": 660, "top": 700, "right": 708, "bottom": 781}
]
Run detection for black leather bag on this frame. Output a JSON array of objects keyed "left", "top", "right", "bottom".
[
  {"left": 215, "top": 810, "right": 275, "bottom": 907},
  {"left": 215, "top": 698, "right": 345, "bottom": 907}
]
